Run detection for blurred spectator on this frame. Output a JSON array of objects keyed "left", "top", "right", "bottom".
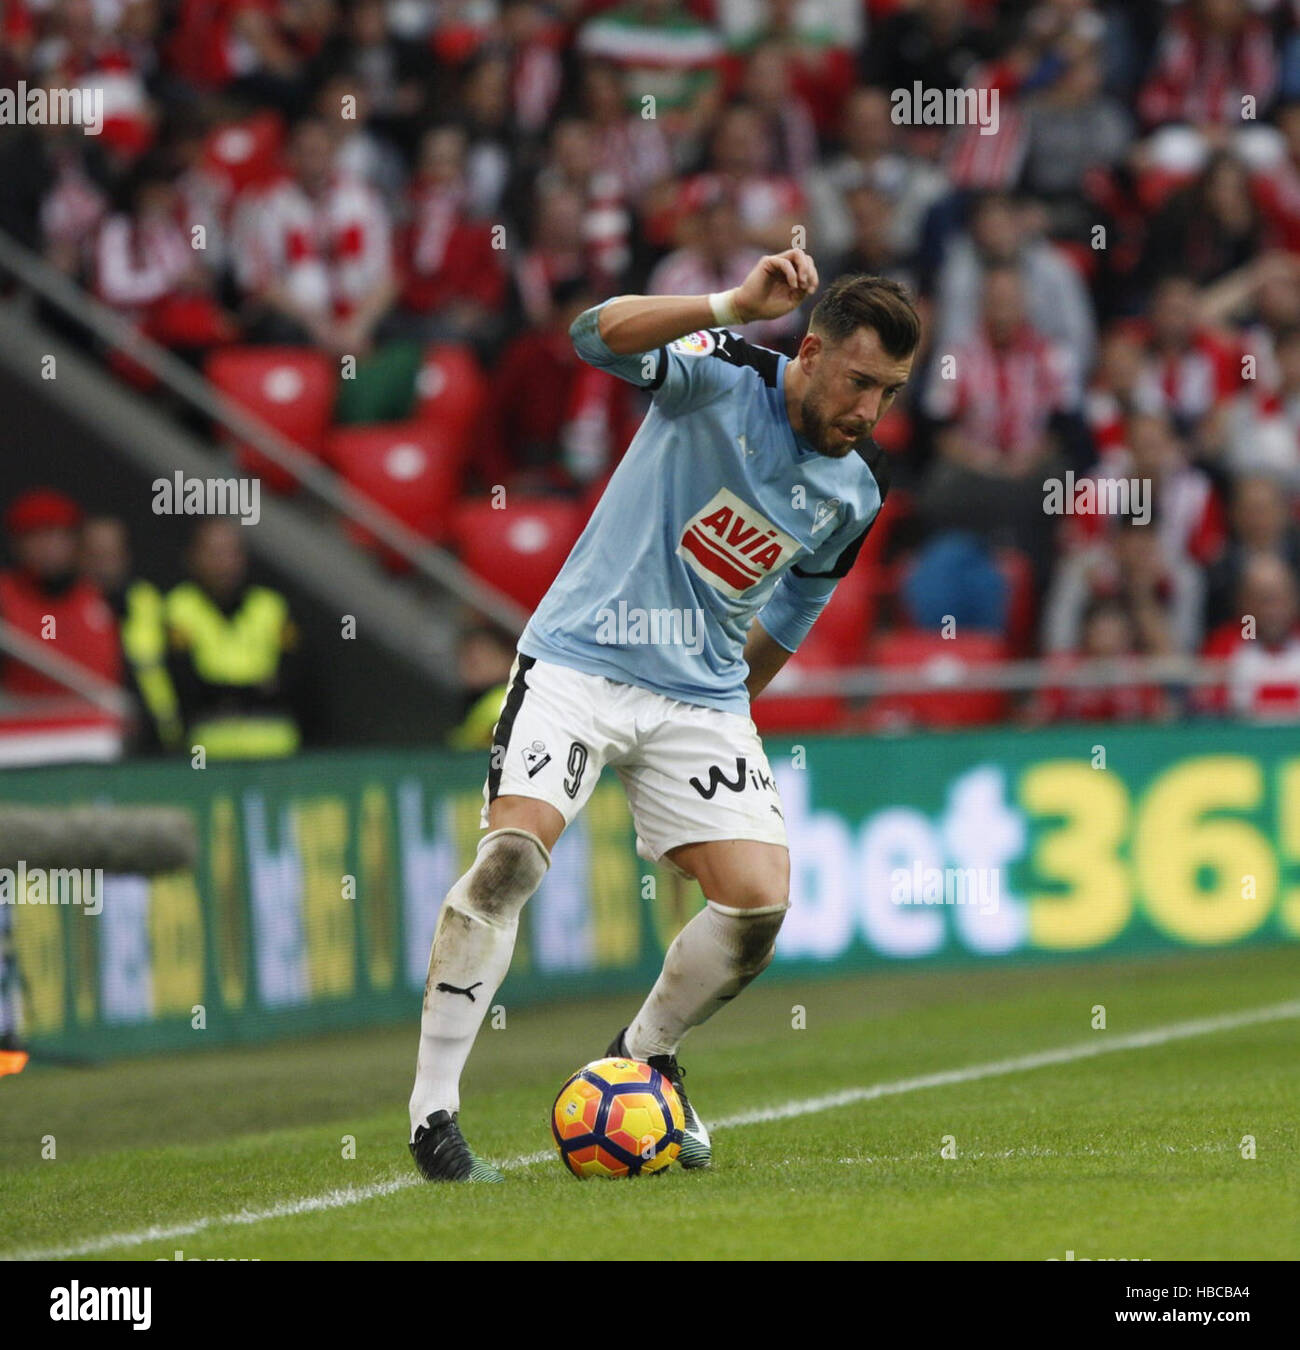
[
  {"left": 1139, "top": 152, "right": 1266, "bottom": 289},
  {"left": 933, "top": 190, "right": 1096, "bottom": 369},
  {"left": 34, "top": 0, "right": 154, "bottom": 158},
  {"left": 164, "top": 520, "right": 306, "bottom": 759},
  {"left": 1201, "top": 552, "right": 1300, "bottom": 719},
  {"left": 1220, "top": 323, "right": 1300, "bottom": 488},
  {"left": 737, "top": 40, "right": 819, "bottom": 182},
  {"left": 1110, "top": 412, "right": 1226, "bottom": 570},
  {"left": 1138, "top": 0, "right": 1277, "bottom": 132},
  {"left": 512, "top": 182, "right": 597, "bottom": 329},
  {"left": 446, "top": 622, "right": 516, "bottom": 750},
  {"left": 827, "top": 183, "right": 919, "bottom": 295},
  {"left": 1124, "top": 273, "right": 1242, "bottom": 437},
  {"left": 1043, "top": 511, "right": 1205, "bottom": 656},
  {"left": 1205, "top": 473, "right": 1300, "bottom": 629},
  {"left": 1084, "top": 326, "right": 1146, "bottom": 458},
  {"left": 578, "top": 59, "right": 674, "bottom": 205},
  {"left": 925, "top": 265, "right": 1080, "bottom": 478},
  {"left": 0, "top": 489, "right": 123, "bottom": 708},
  {"left": 308, "top": 0, "right": 430, "bottom": 150},
  {"left": 648, "top": 185, "right": 799, "bottom": 347},
  {"left": 456, "top": 50, "right": 514, "bottom": 217},
  {"left": 533, "top": 116, "right": 634, "bottom": 289},
  {"left": 1019, "top": 37, "right": 1132, "bottom": 236},
  {"left": 94, "top": 156, "right": 237, "bottom": 361},
  {"left": 806, "top": 85, "right": 948, "bottom": 261},
  {"left": 1026, "top": 594, "right": 1171, "bottom": 724},
  {"left": 396, "top": 124, "right": 508, "bottom": 348},
  {"left": 497, "top": 0, "right": 567, "bottom": 138},
  {"left": 479, "top": 280, "right": 637, "bottom": 493},
  {"left": 1251, "top": 101, "right": 1300, "bottom": 251},
  {"left": 861, "top": 0, "right": 992, "bottom": 94},
  {"left": 313, "top": 72, "right": 406, "bottom": 201},
  {"left": 922, "top": 266, "right": 1084, "bottom": 579},
  {"left": 578, "top": 0, "right": 724, "bottom": 142},
  {"left": 232, "top": 113, "right": 396, "bottom": 356},
  {"left": 80, "top": 516, "right": 181, "bottom": 751},
  {"left": 681, "top": 102, "right": 805, "bottom": 253},
  {"left": 719, "top": 0, "right": 860, "bottom": 136}
]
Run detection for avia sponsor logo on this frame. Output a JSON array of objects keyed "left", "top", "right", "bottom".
[
  {"left": 49, "top": 1282, "right": 151, "bottom": 1330},
  {"left": 688, "top": 756, "right": 777, "bottom": 800},
  {"left": 890, "top": 81, "right": 999, "bottom": 135},
  {"left": 594, "top": 602, "right": 707, "bottom": 654},
  {"left": 677, "top": 488, "right": 798, "bottom": 598}
]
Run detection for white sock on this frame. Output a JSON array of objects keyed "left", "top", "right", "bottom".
[
  {"left": 625, "top": 899, "right": 787, "bottom": 1060},
  {"left": 408, "top": 829, "right": 549, "bottom": 1136}
]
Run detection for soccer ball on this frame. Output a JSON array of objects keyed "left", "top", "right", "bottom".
[{"left": 551, "top": 1057, "right": 685, "bottom": 1178}]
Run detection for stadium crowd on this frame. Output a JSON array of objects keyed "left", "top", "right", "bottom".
[{"left": 4, "top": 0, "right": 1300, "bottom": 741}]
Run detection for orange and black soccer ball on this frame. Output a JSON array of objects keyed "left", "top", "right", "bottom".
[{"left": 551, "top": 1057, "right": 685, "bottom": 1178}]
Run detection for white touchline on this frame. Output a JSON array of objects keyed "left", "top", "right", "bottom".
[{"left": 8, "top": 997, "right": 1299, "bottom": 1261}]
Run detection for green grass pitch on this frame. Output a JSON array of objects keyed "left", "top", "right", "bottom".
[{"left": 2, "top": 946, "right": 1297, "bottom": 1261}]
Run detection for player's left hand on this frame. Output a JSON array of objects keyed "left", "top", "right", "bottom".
[{"left": 733, "top": 248, "right": 819, "bottom": 322}]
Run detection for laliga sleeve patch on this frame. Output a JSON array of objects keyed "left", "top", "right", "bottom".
[{"left": 669, "top": 330, "right": 717, "bottom": 357}]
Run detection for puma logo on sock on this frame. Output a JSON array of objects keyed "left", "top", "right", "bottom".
[{"left": 436, "top": 980, "right": 483, "bottom": 1002}]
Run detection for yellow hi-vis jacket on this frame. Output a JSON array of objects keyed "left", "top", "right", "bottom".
[
  {"left": 165, "top": 582, "right": 301, "bottom": 759},
  {"left": 119, "top": 579, "right": 182, "bottom": 748}
]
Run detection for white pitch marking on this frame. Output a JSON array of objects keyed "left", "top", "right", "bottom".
[{"left": 7, "top": 997, "right": 1298, "bottom": 1261}]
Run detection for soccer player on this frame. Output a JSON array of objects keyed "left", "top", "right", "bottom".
[{"left": 409, "top": 250, "right": 920, "bottom": 1179}]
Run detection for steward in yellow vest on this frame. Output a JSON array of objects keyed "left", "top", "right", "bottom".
[{"left": 165, "top": 520, "right": 303, "bottom": 759}]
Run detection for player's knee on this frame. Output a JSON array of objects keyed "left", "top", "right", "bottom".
[
  {"left": 707, "top": 897, "right": 788, "bottom": 975},
  {"left": 456, "top": 827, "right": 550, "bottom": 926}
]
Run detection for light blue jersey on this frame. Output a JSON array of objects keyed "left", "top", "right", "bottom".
[{"left": 517, "top": 300, "right": 891, "bottom": 714}]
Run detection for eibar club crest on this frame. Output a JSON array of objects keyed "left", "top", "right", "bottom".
[
  {"left": 521, "top": 741, "right": 551, "bottom": 777},
  {"left": 812, "top": 498, "right": 841, "bottom": 533}
]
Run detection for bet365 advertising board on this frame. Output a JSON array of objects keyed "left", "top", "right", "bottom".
[{"left": 5, "top": 723, "right": 1298, "bottom": 1060}]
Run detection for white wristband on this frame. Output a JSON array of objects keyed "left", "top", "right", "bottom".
[{"left": 708, "top": 289, "right": 741, "bottom": 327}]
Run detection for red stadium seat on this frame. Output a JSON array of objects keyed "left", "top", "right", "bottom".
[
  {"left": 451, "top": 496, "right": 586, "bottom": 611},
  {"left": 412, "top": 343, "right": 488, "bottom": 464},
  {"left": 995, "top": 547, "right": 1037, "bottom": 656},
  {"left": 750, "top": 625, "right": 851, "bottom": 735},
  {"left": 326, "top": 421, "right": 463, "bottom": 565},
  {"left": 865, "top": 629, "right": 1010, "bottom": 730},
  {"left": 206, "top": 346, "right": 336, "bottom": 493},
  {"left": 809, "top": 559, "right": 878, "bottom": 664}
]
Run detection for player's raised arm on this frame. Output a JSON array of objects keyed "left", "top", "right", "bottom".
[{"left": 596, "top": 248, "right": 821, "bottom": 354}]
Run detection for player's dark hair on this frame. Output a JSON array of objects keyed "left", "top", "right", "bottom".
[{"left": 808, "top": 274, "right": 921, "bottom": 359}]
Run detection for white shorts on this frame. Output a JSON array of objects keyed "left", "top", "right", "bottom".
[{"left": 479, "top": 654, "right": 787, "bottom": 868}]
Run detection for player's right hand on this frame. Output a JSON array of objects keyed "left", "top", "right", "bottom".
[{"left": 733, "top": 248, "right": 819, "bottom": 322}]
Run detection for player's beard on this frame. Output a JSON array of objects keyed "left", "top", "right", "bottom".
[{"left": 799, "top": 391, "right": 867, "bottom": 459}]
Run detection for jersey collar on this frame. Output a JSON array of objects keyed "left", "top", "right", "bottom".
[{"left": 776, "top": 353, "right": 820, "bottom": 459}]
